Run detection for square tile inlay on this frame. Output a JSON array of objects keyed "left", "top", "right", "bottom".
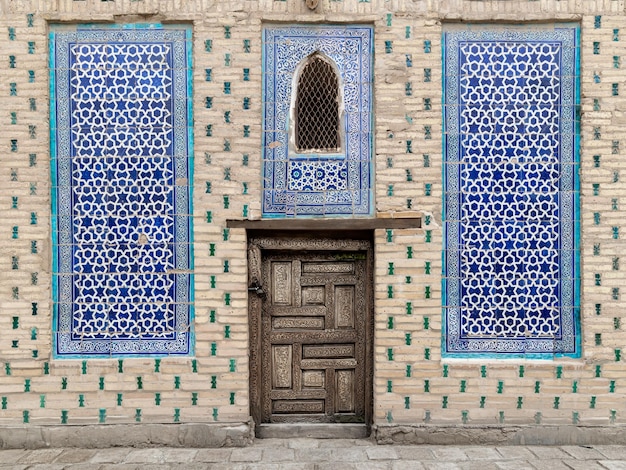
[
  {"left": 50, "top": 24, "right": 193, "bottom": 356},
  {"left": 262, "top": 25, "right": 373, "bottom": 217},
  {"left": 443, "top": 24, "right": 580, "bottom": 356}
]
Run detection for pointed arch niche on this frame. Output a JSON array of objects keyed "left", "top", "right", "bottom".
[{"left": 291, "top": 52, "right": 344, "bottom": 153}]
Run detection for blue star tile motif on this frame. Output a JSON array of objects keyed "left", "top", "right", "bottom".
[
  {"left": 51, "top": 24, "right": 193, "bottom": 357},
  {"left": 443, "top": 25, "right": 580, "bottom": 357}
]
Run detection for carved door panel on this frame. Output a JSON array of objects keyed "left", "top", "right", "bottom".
[{"left": 260, "top": 252, "right": 367, "bottom": 423}]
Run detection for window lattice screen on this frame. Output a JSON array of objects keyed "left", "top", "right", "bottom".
[{"left": 295, "top": 56, "right": 340, "bottom": 152}]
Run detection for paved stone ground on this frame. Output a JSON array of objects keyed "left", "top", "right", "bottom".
[{"left": 2, "top": 439, "right": 626, "bottom": 469}]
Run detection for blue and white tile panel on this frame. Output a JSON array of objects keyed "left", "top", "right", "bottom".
[
  {"left": 443, "top": 24, "right": 580, "bottom": 357},
  {"left": 50, "top": 24, "right": 193, "bottom": 357}
]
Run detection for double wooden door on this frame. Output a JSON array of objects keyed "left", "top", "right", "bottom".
[{"left": 250, "top": 243, "right": 370, "bottom": 425}]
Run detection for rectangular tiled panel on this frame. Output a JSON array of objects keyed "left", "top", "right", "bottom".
[
  {"left": 262, "top": 25, "right": 373, "bottom": 217},
  {"left": 443, "top": 25, "right": 580, "bottom": 356},
  {"left": 51, "top": 25, "right": 193, "bottom": 356}
]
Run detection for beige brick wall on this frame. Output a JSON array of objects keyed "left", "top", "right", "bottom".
[{"left": 0, "top": 0, "right": 623, "bottom": 429}]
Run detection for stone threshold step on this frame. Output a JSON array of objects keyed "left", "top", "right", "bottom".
[{"left": 257, "top": 423, "right": 369, "bottom": 439}]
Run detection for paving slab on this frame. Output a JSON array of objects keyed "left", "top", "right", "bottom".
[
  {"left": 22, "top": 465, "right": 66, "bottom": 470},
  {"left": 194, "top": 447, "right": 234, "bottom": 462},
  {"left": 164, "top": 464, "right": 219, "bottom": 470},
  {"left": 560, "top": 445, "right": 607, "bottom": 460},
  {"left": 277, "top": 464, "right": 316, "bottom": 470},
  {"left": 255, "top": 438, "right": 289, "bottom": 448},
  {"left": 89, "top": 448, "right": 133, "bottom": 463},
  {"left": 559, "top": 460, "right": 607, "bottom": 470},
  {"left": 261, "top": 447, "right": 295, "bottom": 462},
  {"left": 431, "top": 448, "right": 470, "bottom": 461},
  {"left": 125, "top": 448, "right": 169, "bottom": 463},
  {"left": 210, "top": 465, "right": 250, "bottom": 470},
  {"left": 293, "top": 447, "right": 333, "bottom": 461},
  {"left": 287, "top": 438, "right": 321, "bottom": 449},
  {"left": 316, "top": 463, "right": 359, "bottom": 470},
  {"left": 494, "top": 460, "right": 535, "bottom": 470},
  {"left": 494, "top": 447, "right": 536, "bottom": 460},
  {"left": 160, "top": 448, "right": 198, "bottom": 463},
  {"left": 0, "top": 449, "right": 28, "bottom": 463},
  {"left": 230, "top": 464, "right": 315, "bottom": 470},
  {"left": 330, "top": 446, "right": 368, "bottom": 462},
  {"left": 463, "top": 447, "right": 502, "bottom": 460},
  {"left": 599, "top": 462, "right": 626, "bottom": 470},
  {"left": 526, "top": 446, "right": 571, "bottom": 460},
  {"left": 56, "top": 464, "right": 103, "bottom": 470},
  {"left": 230, "top": 447, "right": 264, "bottom": 462},
  {"left": 458, "top": 462, "right": 500, "bottom": 470},
  {"left": 423, "top": 462, "right": 463, "bottom": 470},
  {"left": 528, "top": 459, "right": 574, "bottom": 470},
  {"left": 16, "top": 448, "right": 65, "bottom": 464},
  {"left": 392, "top": 460, "right": 426, "bottom": 470},
  {"left": 97, "top": 464, "right": 146, "bottom": 470},
  {"left": 594, "top": 446, "right": 626, "bottom": 460},
  {"left": 318, "top": 438, "right": 364, "bottom": 448},
  {"left": 346, "top": 463, "right": 392, "bottom": 470},
  {"left": 395, "top": 446, "right": 436, "bottom": 460},
  {"left": 366, "top": 446, "right": 399, "bottom": 460},
  {"left": 53, "top": 448, "right": 99, "bottom": 463}
]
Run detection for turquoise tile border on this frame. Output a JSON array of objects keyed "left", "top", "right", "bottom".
[
  {"left": 50, "top": 24, "right": 194, "bottom": 357},
  {"left": 442, "top": 24, "right": 581, "bottom": 358}
]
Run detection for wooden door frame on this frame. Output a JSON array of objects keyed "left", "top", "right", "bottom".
[{"left": 247, "top": 232, "right": 374, "bottom": 435}]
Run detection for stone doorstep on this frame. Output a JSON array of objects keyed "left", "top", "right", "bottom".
[{"left": 257, "top": 423, "right": 369, "bottom": 439}]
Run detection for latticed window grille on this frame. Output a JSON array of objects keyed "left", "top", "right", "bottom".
[{"left": 295, "top": 55, "right": 340, "bottom": 152}]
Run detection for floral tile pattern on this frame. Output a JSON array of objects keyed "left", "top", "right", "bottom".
[
  {"left": 50, "top": 25, "right": 193, "bottom": 356},
  {"left": 443, "top": 25, "right": 580, "bottom": 356}
]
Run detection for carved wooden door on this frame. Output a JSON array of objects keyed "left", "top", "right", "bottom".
[{"left": 260, "top": 251, "right": 367, "bottom": 423}]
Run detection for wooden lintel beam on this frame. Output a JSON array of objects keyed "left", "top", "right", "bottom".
[{"left": 226, "top": 217, "right": 422, "bottom": 230}]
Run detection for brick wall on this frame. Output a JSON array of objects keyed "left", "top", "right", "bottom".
[{"left": 0, "top": 0, "right": 624, "bottom": 430}]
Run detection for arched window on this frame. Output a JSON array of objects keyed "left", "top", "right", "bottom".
[{"left": 295, "top": 54, "right": 340, "bottom": 152}]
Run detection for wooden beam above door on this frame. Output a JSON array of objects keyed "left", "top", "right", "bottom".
[{"left": 226, "top": 217, "right": 421, "bottom": 230}]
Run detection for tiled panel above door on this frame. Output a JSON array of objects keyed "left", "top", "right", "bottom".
[{"left": 262, "top": 25, "right": 374, "bottom": 217}]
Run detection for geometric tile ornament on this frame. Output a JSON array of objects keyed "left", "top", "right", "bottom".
[
  {"left": 262, "top": 25, "right": 373, "bottom": 217},
  {"left": 50, "top": 25, "right": 193, "bottom": 356},
  {"left": 443, "top": 24, "right": 580, "bottom": 357}
]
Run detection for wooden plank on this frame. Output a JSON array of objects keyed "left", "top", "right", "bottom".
[
  {"left": 336, "top": 370, "right": 355, "bottom": 413},
  {"left": 272, "top": 262, "right": 292, "bottom": 305},
  {"left": 300, "top": 358, "right": 357, "bottom": 369},
  {"left": 303, "top": 344, "right": 355, "bottom": 359},
  {"left": 272, "top": 317, "right": 325, "bottom": 330},
  {"left": 270, "top": 331, "right": 357, "bottom": 343},
  {"left": 303, "top": 370, "right": 325, "bottom": 388},
  {"left": 270, "top": 306, "right": 327, "bottom": 317},
  {"left": 302, "top": 262, "right": 355, "bottom": 274},
  {"left": 335, "top": 285, "right": 355, "bottom": 329},
  {"left": 272, "top": 345, "right": 292, "bottom": 389},
  {"left": 270, "top": 389, "right": 326, "bottom": 400},
  {"left": 273, "top": 400, "right": 325, "bottom": 414},
  {"left": 227, "top": 217, "right": 421, "bottom": 230}
]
